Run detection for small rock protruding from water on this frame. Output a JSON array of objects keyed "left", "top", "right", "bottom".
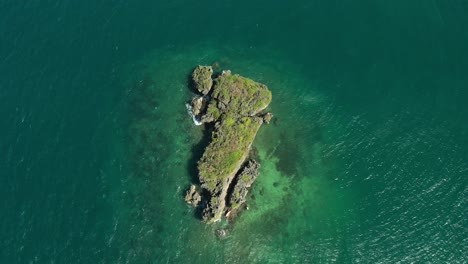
[
  {"left": 192, "top": 66, "right": 213, "bottom": 95},
  {"left": 228, "top": 160, "right": 260, "bottom": 211},
  {"left": 191, "top": 96, "right": 209, "bottom": 116},
  {"left": 185, "top": 185, "right": 202, "bottom": 206},
  {"left": 262, "top": 112, "right": 273, "bottom": 124}
]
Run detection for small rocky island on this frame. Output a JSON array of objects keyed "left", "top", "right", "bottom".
[{"left": 185, "top": 65, "right": 273, "bottom": 223}]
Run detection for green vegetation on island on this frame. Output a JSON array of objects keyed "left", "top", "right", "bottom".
[
  {"left": 228, "top": 160, "right": 260, "bottom": 211},
  {"left": 185, "top": 66, "right": 273, "bottom": 225},
  {"left": 211, "top": 73, "right": 272, "bottom": 117},
  {"left": 198, "top": 115, "right": 263, "bottom": 192},
  {"left": 192, "top": 66, "right": 214, "bottom": 95}
]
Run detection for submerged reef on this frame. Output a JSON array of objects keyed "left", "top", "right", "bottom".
[{"left": 185, "top": 66, "right": 272, "bottom": 223}]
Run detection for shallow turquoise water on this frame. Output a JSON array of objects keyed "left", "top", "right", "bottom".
[{"left": 1, "top": 1, "right": 467, "bottom": 263}]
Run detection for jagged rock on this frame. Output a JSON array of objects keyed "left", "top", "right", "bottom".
[
  {"left": 262, "top": 112, "right": 273, "bottom": 124},
  {"left": 192, "top": 66, "right": 213, "bottom": 95},
  {"left": 199, "top": 104, "right": 219, "bottom": 123},
  {"left": 185, "top": 185, "right": 202, "bottom": 206},
  {"left": 229, "top": 160, "right": 260, "bottom": 210},
  {"left": 191, "top": 96, "right": 209, "bottom": 116}
]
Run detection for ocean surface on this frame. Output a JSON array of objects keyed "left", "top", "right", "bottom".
[{"left": 1, "top": 1, "right": 467, "bottom": 263}]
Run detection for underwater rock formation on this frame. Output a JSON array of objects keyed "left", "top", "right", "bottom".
[{"left": 185, "top": 65, "right": 272, "bottom": 223}]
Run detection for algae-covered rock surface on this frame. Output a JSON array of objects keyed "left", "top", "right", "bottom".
[
  {"left": 198, "top": 116, "right": 263, "bottom": 192},
  {"left": 210, "top": 72, "right": 272, "bottom": 117},
  {"left": 185, "top": 66, "right": 272, "bottom": 223},
  {"left": 192, "top": 65, "right": 213, "bottom": 95},
  {"left": 229, "top": 160, "right": 260, "bottom": 210}
]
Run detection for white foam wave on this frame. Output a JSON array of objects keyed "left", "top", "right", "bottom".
[{"left": 185, "top": 103, "right": 203, "bottom": 126}]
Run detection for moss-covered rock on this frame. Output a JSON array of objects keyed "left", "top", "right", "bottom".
[
  {"left": 200, "top": 103, "right": 221, "bottom": 123},
  {"left": 187, "top": 66, "right": 272, "bottom": 223},
  {"left": 192, "top": 66, "right": 213, "bottom": 95},
  {"left": 184, "top": 184, "right": 202, "bottom": 206},
  {"left": 211, "top": 73, "right": 272, "bottom": 117},
  {"left": 261, "top": 112, "right": 273, "bottom": 124},
  {"left": 198, "top": 116, "right": 263, "bottom": 193},
  {"left": 228, "top": 160, "right": 260, "bottom": 210},
  {"left": 190, "top": 96, "right": 209, "bottom": 116}
]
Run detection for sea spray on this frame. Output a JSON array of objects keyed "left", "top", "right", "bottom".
[{"left": 185, "top": 103, "right": 203, "bottom": 126}]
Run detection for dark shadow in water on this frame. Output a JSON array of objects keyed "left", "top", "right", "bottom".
[
  {"left": 186, "top": 124, "right": 213, "bottom": 185},
  {"left": 184, "top": 69, "right": 218, "bottom": 220},
  {"left": 183, "top": 122, "right": 213, "bottom": 220},
  {"left": 115, "top": 71, "right": 174, "bottom": 263},
  {"left": 249, "top": 146, "right": 262, "bottom": 163},
  {"left": 274, "top": 132, "right": 300, "bottom": 176},
  {"left": 273, "top": 120, "right": 323, "bottom": 178},
  {"left": 184, "top": 65, "right": 220, "bottom": 185},
  {"left": 127, "top": 76, "right": 160, "bottom": 120},
  {"left": 187, "top": 71, "right": 197, "bottom": 94}
]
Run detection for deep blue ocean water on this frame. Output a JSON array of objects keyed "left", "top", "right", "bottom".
[{"left": 1, "top": 1, "right": 467, "bottom": 263}]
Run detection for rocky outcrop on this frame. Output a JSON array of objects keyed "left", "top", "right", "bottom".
[
  {"left": 261, "top": 112, "right": 273, "bottom": 124},
  {"left": 200, "top": 142, "right": 255, "bottom": 222},
  {"left": 209, "top": 73, "right": 272, "bottom": 118},
  {"left": 229, "top": 160, "right": 260, "bottom": 210},
  {"left": 186, "top": 65, "right": 273, "bottom": 223},
  {"left": 185, "top": 185, "right": 202, "bottom": 206},
  {"left": 192, "top": 66, "right": 213, "bottom": 95}
]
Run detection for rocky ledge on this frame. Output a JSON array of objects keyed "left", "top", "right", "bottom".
[{"left": 185, "top": 65, "right": 272, "bottom": 223}]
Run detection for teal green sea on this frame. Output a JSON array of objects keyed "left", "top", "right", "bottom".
[{"left": 1, "top": 1, "right": 467, "bottom": 263}]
